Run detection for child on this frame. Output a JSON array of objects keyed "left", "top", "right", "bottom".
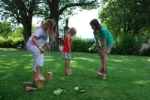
[
  {"left": 62, "top": 27, "right": 77, "bottom": 74},
  {"left": 26, "top": 19, "right": 57, "bottom": 82},
  {"left": 90, "top": 19, "right": 114, "bottom": 75}
]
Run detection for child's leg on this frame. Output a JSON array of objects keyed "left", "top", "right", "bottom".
[
  {"left": 36, "top": 66, "right": 45, "bottom": 81},
  {"left": 32, "top": 71, "right": 37, "bottom": 82},
  {"left": 64, "top": 59, "right": 71, "bottom": 73},
  {"left": 99, "top": 54, "right": 107, "bottom": 73}
]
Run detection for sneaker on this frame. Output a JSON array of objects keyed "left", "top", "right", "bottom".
[
  {"left": 74, "top": 86, "right": 85, "bottom": 93},
  {"left": 53, "top": 88, "right": 66, "bottom": 95},
  {"left": 97, "top": 68, "right": 106, "bottom": 75}
]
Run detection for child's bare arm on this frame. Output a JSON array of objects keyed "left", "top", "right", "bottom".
[
  {"left": 102, "top": 38, "right": 106, "bottom": 56},
  {"left": 45, "top": 42, "right": 50, "bottom": 50},
  {"left": 67, "top": 35, "right": 71, "bottom": 52}
]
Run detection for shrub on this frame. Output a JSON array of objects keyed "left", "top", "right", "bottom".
[
  {"left": 72, "top": 37, "right": 88, "bottom": 52},
  {"left": 113, "top": 33, "right": 142, "bottom": 55}
]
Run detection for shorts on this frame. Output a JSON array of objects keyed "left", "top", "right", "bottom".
[
  {"left": 100, "top": 46, "right": 112, "bottom": 54},
  {"left": 62, "top": 52, "right": 71, "bottom": 60},
  {"left": 26, "top": 45, "right": 44, "bottom": 72}
]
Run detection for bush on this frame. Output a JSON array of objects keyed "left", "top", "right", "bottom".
[
  {"left": 72, "top": 38, "right": 96, "bottom": 53},
  {"left": 113, "top": 33, "right": 142, "bottom": 55},
  {"left": 0, "top": 36, "right": 24, "bottom": 48}
]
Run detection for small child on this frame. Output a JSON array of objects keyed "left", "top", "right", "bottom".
[
  {"left": 26, "top": 19, "right": 57, "bottom": 82},
  {"left": 62, "top": 27, "right": 77, "bottom": 74},
  {"left": 90, "top": 19, "right": 114, "bottom": 75}
]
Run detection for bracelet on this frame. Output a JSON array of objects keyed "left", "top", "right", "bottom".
[{"left": 38, "top": 46, "right": 42, "bottom": 49}]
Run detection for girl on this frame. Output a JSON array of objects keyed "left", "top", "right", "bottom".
[
  {"left": 62, "top": 27, "right": 77, "bottom": 75},
  {"left": 26, "top": 19, "right": 57, "bottom": 82},
  {"left": 90, "top": 19, "right": 114, "bottom": 75}
]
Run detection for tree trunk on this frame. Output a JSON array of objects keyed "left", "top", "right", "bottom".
[
  {"left": 22, "top": 18, "right": 32, "bottom": 48},
  {"left": 48, "top": 0, "right": 60, "bottom": 50}
]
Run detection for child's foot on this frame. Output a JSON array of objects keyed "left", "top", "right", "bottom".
[
  {"left": 37, "top": 75, "right": 45, "bottom": 81},
  {"left": 97, "top": 68, "right": 106, "bottom": 75}
]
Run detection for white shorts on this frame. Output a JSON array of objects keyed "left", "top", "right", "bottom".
[
  {"left": 62, "top": 52, "right": 71, "bottom": 60},
  {"left": 26, "top": 45, "right": 44, "bottom": 72}
]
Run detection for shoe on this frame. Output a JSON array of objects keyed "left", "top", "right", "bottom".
[
  {"left": 53, "top": 88, "right": 66, "bottom": 95},
  {"left": 25, "top": 83, "right": 37, "bottom": 92},
  {"left": 97, "top": 68, "right": 106, "bottom": 75},
  {"left": 74, "top": 86, "right": 85, "bottom": 93}
]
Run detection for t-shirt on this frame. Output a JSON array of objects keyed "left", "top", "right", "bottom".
[
  {"left": 62, "top": 34, "right": 72, "bottom": 52},
  {"left": 93, "top": 27, "right": 114, "bottom": 46},
  {"left": 26, "top": 27, "right": 49, "bottom": 47}
]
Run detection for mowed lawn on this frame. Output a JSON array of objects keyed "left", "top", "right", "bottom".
[{"left": 0, "top": 48, "right": 150, "bottom": 100}]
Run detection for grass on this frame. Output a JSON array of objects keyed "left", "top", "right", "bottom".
[{"left": 0, "top": 48, "right": 150, "bottom": 100}]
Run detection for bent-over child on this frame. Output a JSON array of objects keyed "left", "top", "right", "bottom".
[{"left": 26, "top": 19, "right": 57, "bottom": 82}]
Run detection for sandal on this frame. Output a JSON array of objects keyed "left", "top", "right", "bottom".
[
  {"left": 26, "top": 85, "right": 37, "bottom": 92},
  {"left": 74, "top": 86, "right": 85, "bottom": 93},
  {"left": 53, "top": 88, "right": 66, "bottom": 95},
  {"left": 23, "top": 81, "right": 37, "bottom": 92}
]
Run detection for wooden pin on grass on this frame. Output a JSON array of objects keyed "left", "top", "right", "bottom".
[
  {"left": 66, "top": 71, "right": 72, "bottom": 76},
  {"left": 46, "top": 72, "right": 52, "bottom": 81},
  {"left": 99, "top": 74, "right": 106, "bottom": 79},
  {"left": 36, "top": 80, "right": 43, "bottom": 88}
]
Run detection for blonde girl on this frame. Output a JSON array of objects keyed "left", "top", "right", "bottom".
[
  {"left": 26, "top": 19, "right": 57, "bottom": 82},
  {"left": 62, "top": 27, "right": 77, "bottom": 74}
]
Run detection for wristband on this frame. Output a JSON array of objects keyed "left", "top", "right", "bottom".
[{"left": 38, "top": 46, "right": 42, "bottom": 49}]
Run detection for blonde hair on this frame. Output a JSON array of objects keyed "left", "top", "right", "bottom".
[
  {"left": 38, "top": 19, "right": 57, "bottom": 40},
  {"left": 68, "top": 27, "right": 77, "bottom": 36}
]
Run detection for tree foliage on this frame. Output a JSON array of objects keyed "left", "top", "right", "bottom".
[
  {"left": 0, "top": 0, "right": 100, "bottom": 49},
  {"left": 99, "top": 0, "right": 150, "bottom": 36},
  {"left": 0, "top": 21, "right": 12, "bottom": 39}
]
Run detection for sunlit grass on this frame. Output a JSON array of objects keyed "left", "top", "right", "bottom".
[{"left": 0, "top": 48, "right": 150, "bottom": 100}]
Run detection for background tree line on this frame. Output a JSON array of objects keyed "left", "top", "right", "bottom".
[
  {"left": 0, "top": 0, "right": 99, "bottom": 49},
  {"left": 0, "top": 0, "right": 150, "bottom": 56}
]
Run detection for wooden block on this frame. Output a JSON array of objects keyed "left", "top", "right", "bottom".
[
  {"left": 66, "top": 71, "right": 72, "bottom": 76},
  {"left": 46, "top": 72, "right": 52, "bottom": 81},
  {"left": 36, "top": 80, "right": 43, "bottom": 88},
  {"left": 99, "top": 74, "right": 106, "bottom": 79}
]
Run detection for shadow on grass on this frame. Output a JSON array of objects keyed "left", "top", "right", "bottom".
[{"left": 0, "top": 49, "right": 150, "bottom": 100}]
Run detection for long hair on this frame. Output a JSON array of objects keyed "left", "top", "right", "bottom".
[
  {"left": 40, "top": 19, "right": 57, "bottom": 40},
  {"left": 90, "top": 19, "right": 102, "bottom": 30}
]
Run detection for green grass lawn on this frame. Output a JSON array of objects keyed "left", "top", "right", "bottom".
[{"left": 0, "top": 48, "right": 150, "bottom": 100}]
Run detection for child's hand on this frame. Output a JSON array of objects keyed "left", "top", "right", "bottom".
[
  {"left": 39, "top": 48, "right": 45, "bottom": 53},
  {"left": 47, "top": 45, "right": 51, "bottom": 50}
]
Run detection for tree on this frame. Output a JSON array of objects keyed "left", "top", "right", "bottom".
[
  {"left": 0, "top": 21, "right": 12, "bottom": 39},
  {"left": 99, "top": 0, "right": 150, "bottom": 36},
  {"left": 45, "top": 0, "right": 99, "bottom": 49},
  {"left": 0, "top": 0, "right": 43, "bottom": 45},
  {"left": 0, "top": 0, "right": 100, "bottom": 49}
]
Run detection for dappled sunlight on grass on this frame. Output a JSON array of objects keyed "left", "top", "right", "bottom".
[
  {"left": 110, "top": 59, "right": 123, "bottom": 62},
  {"left": 0, "top": 49, "right": 150, "bottom": 100},
  {"left": 73, "top": 57, "right": 95, "bottom": 62},
  {"left": 133, "top": 80, "right": 150, "bottom": 85}
]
